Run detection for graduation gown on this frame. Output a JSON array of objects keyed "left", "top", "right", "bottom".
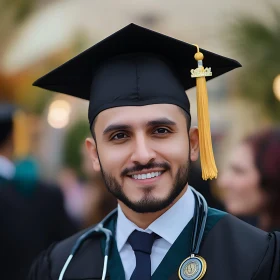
[{"left": 28, "top": 208, "right": 280, "bottom": 280}]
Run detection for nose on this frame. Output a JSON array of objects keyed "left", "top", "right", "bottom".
[{"left": 130, "top": 134, "right": 156, "bottom": 165}]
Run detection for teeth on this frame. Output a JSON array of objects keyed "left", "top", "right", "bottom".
[{"left": 131, "top": 172, "right": 162, "bottom": 180}]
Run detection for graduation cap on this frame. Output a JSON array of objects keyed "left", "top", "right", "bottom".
[{"left": 33, "top": 23, "right": 241, "bottom": 180}]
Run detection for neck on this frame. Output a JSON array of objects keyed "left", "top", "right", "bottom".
[
  {"left": 259, "top": 211, "right": 280, "bottom": 231},
  {"left": 90, "top": 176, "right": 105, "bottom": 187},
  {"left": 258, "top": 212, "right": 270, "bottom": 231},
  {"left": 119, "top": 186, "right": 188, "bottom": 229}
]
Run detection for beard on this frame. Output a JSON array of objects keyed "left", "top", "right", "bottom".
[{"left": 99, "top": 157, "right": 190, "bottom": 213}]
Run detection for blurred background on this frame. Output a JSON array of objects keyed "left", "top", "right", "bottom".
[
  {"left": 0, "top": 0, "right": 280, "bottom": 177},
  {"left": 0, "top": 0, "right": 280, "bottom": 278}
]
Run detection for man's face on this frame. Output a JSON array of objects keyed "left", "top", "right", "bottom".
[{"left": 86, "top": 104, "right": 199, "bottom": 213}]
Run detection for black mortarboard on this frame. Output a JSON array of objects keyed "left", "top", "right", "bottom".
[{"left": 33, "top": 23, "right": 241, "bottom": 180}]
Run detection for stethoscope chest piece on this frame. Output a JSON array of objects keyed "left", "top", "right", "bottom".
[{"left": 178, "top": 254, "right": 207, "bottom": 280}]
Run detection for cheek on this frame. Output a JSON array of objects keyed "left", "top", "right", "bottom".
[
  {"left": 224, "top": 171, "right": 262, "bottom": 214},
  {"left": 154, "top": 137, "right": 189, "bottom": 162},
  {"left": 236, "top": 171, "right": 260, "bottom": 195},
  {"left": 97, "top": 145, "right": 130, "bottom": 174}
]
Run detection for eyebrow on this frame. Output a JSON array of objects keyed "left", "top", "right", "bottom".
[
  {"left": 146, "top": 118, "right": 176, "bottom": 127},
  {"left": 103, "top": 118, "right": 177, "bottom": 135},
  {"left": 103, "top": 124, "right": 132, "bottom": 135}
]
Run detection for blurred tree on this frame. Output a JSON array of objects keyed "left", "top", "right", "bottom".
[
  {"left": 1, "top": 0, "right": 36, "bottom": 23},
  {"left": 0, "top": 0, "right": 36, "bottom": 48},
  {"left": 0, "top": 0, "right": 37, "bottom": 106},
  {"left": 63, "top": 119, "right": 90, "bottom": 177},
  {"left": 229, "top": 8, "right": 280, "bottom": 122}
]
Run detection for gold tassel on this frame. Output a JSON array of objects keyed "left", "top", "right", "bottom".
[
  {"left": 191, "top": 45, "right": 217, "bottom": 180},
  {"left": 13, "top": 110, "right": 30, "bottom": 159}
]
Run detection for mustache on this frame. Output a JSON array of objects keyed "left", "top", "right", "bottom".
[{"left": 121, "top": 162, "right": 171, "bottom": 177}]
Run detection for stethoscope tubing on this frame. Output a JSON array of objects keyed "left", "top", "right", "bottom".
[
  {"left": 58, "top": 188, "right": 207, "bottom": 280},
  {"left": 59, "top": 209, "right": 117, "bottom": 280},
  {"left": 190, "top": 187, "right": 208, "bottom": 255}
]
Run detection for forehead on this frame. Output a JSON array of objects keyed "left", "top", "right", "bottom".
[
  {"left": 230, "top": 143, "right": 254, "bottom": 166},
  {"left": 95, "top": 104, "right": 185, "bottom": 128}
]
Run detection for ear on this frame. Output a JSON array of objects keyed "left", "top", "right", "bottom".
[
  {"left": 85, "top": 137, "right": 101, "bottom": 172},
  {"left": 189, "top": 127, "right": 199, "bottom": 162}
]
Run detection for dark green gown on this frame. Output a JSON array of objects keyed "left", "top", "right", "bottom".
[{"left": 28, "top": 208, "right": 280, "bottom": 280}]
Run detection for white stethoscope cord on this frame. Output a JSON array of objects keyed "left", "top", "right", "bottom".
[
  {"left": 58, "top": 210, "right": 116, "bottom": 280},
  {"left": 58, "top": 243, "right": 109, "bottom": 280},
  {"left": 58, "top": 188, "right": 207, "bottom": 280},
  {"left": 58, "top": 255, "right": 73, "bottom": 280},
  {"left": 101, "top": 255, "right": 109, "bottom": 280}
]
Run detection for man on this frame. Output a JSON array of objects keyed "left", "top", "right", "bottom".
[
  {"left": 0, "top": 103, "right": 77, "bottom": 280},
  {"left": 28, "top": 24, "right": 280, "bottom": 280}
]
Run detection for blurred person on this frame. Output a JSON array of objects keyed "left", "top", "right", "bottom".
[
  {"left": 29, "top": 25, "right": 280, "bottom": 280},
  {"left": 57, "top": 167, "right": 86, "bottom": 227},
  {"left": 218, "top": 127, "right": 280, "bottom": 231},
  {"left": 57, "top": 119, "right": 91, "bottom": 228},
  {"left": 189, "top": 161, "right": 224, "bottom": 210},
  {"left": 0, "top": 105, "right": 15, "bottom": 182},
  {"left": 81, "top": 142, "right": 117, "bottom": 227},
  {"left": 0, "top": 103, "right": 77, "bottom": 280}
]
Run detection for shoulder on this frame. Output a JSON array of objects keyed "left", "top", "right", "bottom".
[
  {"left": 29, "top": 227, "right": 104, "bottom": 280},
  {"left": 201, "top": 210, "right": 276, "bottom": 278},
  {"left": 212, "top": 211, "right": 268, "bottom": 240},
  {"left": 34, "top": 181, "right": 62, "bottom": 197},
  {"left": 32, "top": 182, "right": 65, "bottom": 209},
  {"left": 204, "top": 209, "right": 269, "bottom": 249}
]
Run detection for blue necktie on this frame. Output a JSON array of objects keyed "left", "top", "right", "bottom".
[{"left": 128, "top": 230, "right": 158, "bottom": 280}]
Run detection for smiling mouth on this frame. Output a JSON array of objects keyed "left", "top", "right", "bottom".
[{"left": 129, "top": 171, "right": 164, "bottom": 180}]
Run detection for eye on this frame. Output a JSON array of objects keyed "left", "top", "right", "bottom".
[
  {"left": 154, "top": 128, "right": 170, "bottom": 134},
  {"left": 112, "top": 132, "right": 128, "bottom": 140}
]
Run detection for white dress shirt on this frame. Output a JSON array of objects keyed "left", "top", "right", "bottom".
[
  {"left": 0, "top": 155, "right": 15, "bottom": 180},
  {"left": 116, "top": 186, "right": 195, "bottom": 280}
]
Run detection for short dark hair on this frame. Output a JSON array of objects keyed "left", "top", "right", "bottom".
[
  {"left": 0, "top": 119, "right": 13, "bottom": 147},
  {"left": 90, "top": 107, "right": 191, "bottom": 140}
]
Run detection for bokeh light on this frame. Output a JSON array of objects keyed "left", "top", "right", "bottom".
[
  {"left": 47, "top": 99, "right": 71, "bottom": 129},
  {"left": 273, "top": 74, "right": 280, "bottom": 101}
]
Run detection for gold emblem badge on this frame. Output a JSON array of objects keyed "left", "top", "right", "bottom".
[
  {"left": 184, "top": 260, "right": 199, "bottom": 277},
  {"left": 178, "top": 255, "right": 207, "bottom": 280}
]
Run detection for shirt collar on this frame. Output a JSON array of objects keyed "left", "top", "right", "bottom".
[
  {"left": 116, "top": 186, "right": 195, "bottom": 251},
  {"left": 0, "top": 156, "right": 15, "bottom": 180}
]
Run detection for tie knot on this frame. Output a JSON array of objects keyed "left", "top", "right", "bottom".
[{"left": 128, "top": 230, "right": 158, "bottom": 255}]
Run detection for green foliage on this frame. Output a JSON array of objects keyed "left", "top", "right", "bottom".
[
  {"left": 32, "top": 90, "right": 54, "bottom": 115},
  {"left": 0, "top": 0, "right": 36, "bottom": 23},
  {"left": 228, "top": 8, "right": 280, "bottom": 121},
  {"left": 63, "top": 118, "right": 90, "bottom": 176}
]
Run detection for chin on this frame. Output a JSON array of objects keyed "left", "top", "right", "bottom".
[{"left": 227, "top": 205, "right": 246, "bottom": 216}]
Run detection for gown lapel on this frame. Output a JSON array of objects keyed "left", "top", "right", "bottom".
[
  {"left": 152, "top": 219, "right": 194, "bottom": 280},
  {"left": 101, "top": 208, "right": 226, "bottom": 280},
  {"left": 102, "top": 216, "right": 126, "bottom": 280}
]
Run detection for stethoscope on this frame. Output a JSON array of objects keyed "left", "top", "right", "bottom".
[{"left": 59, "top": 186, "right": 208, "bottom": 280}]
